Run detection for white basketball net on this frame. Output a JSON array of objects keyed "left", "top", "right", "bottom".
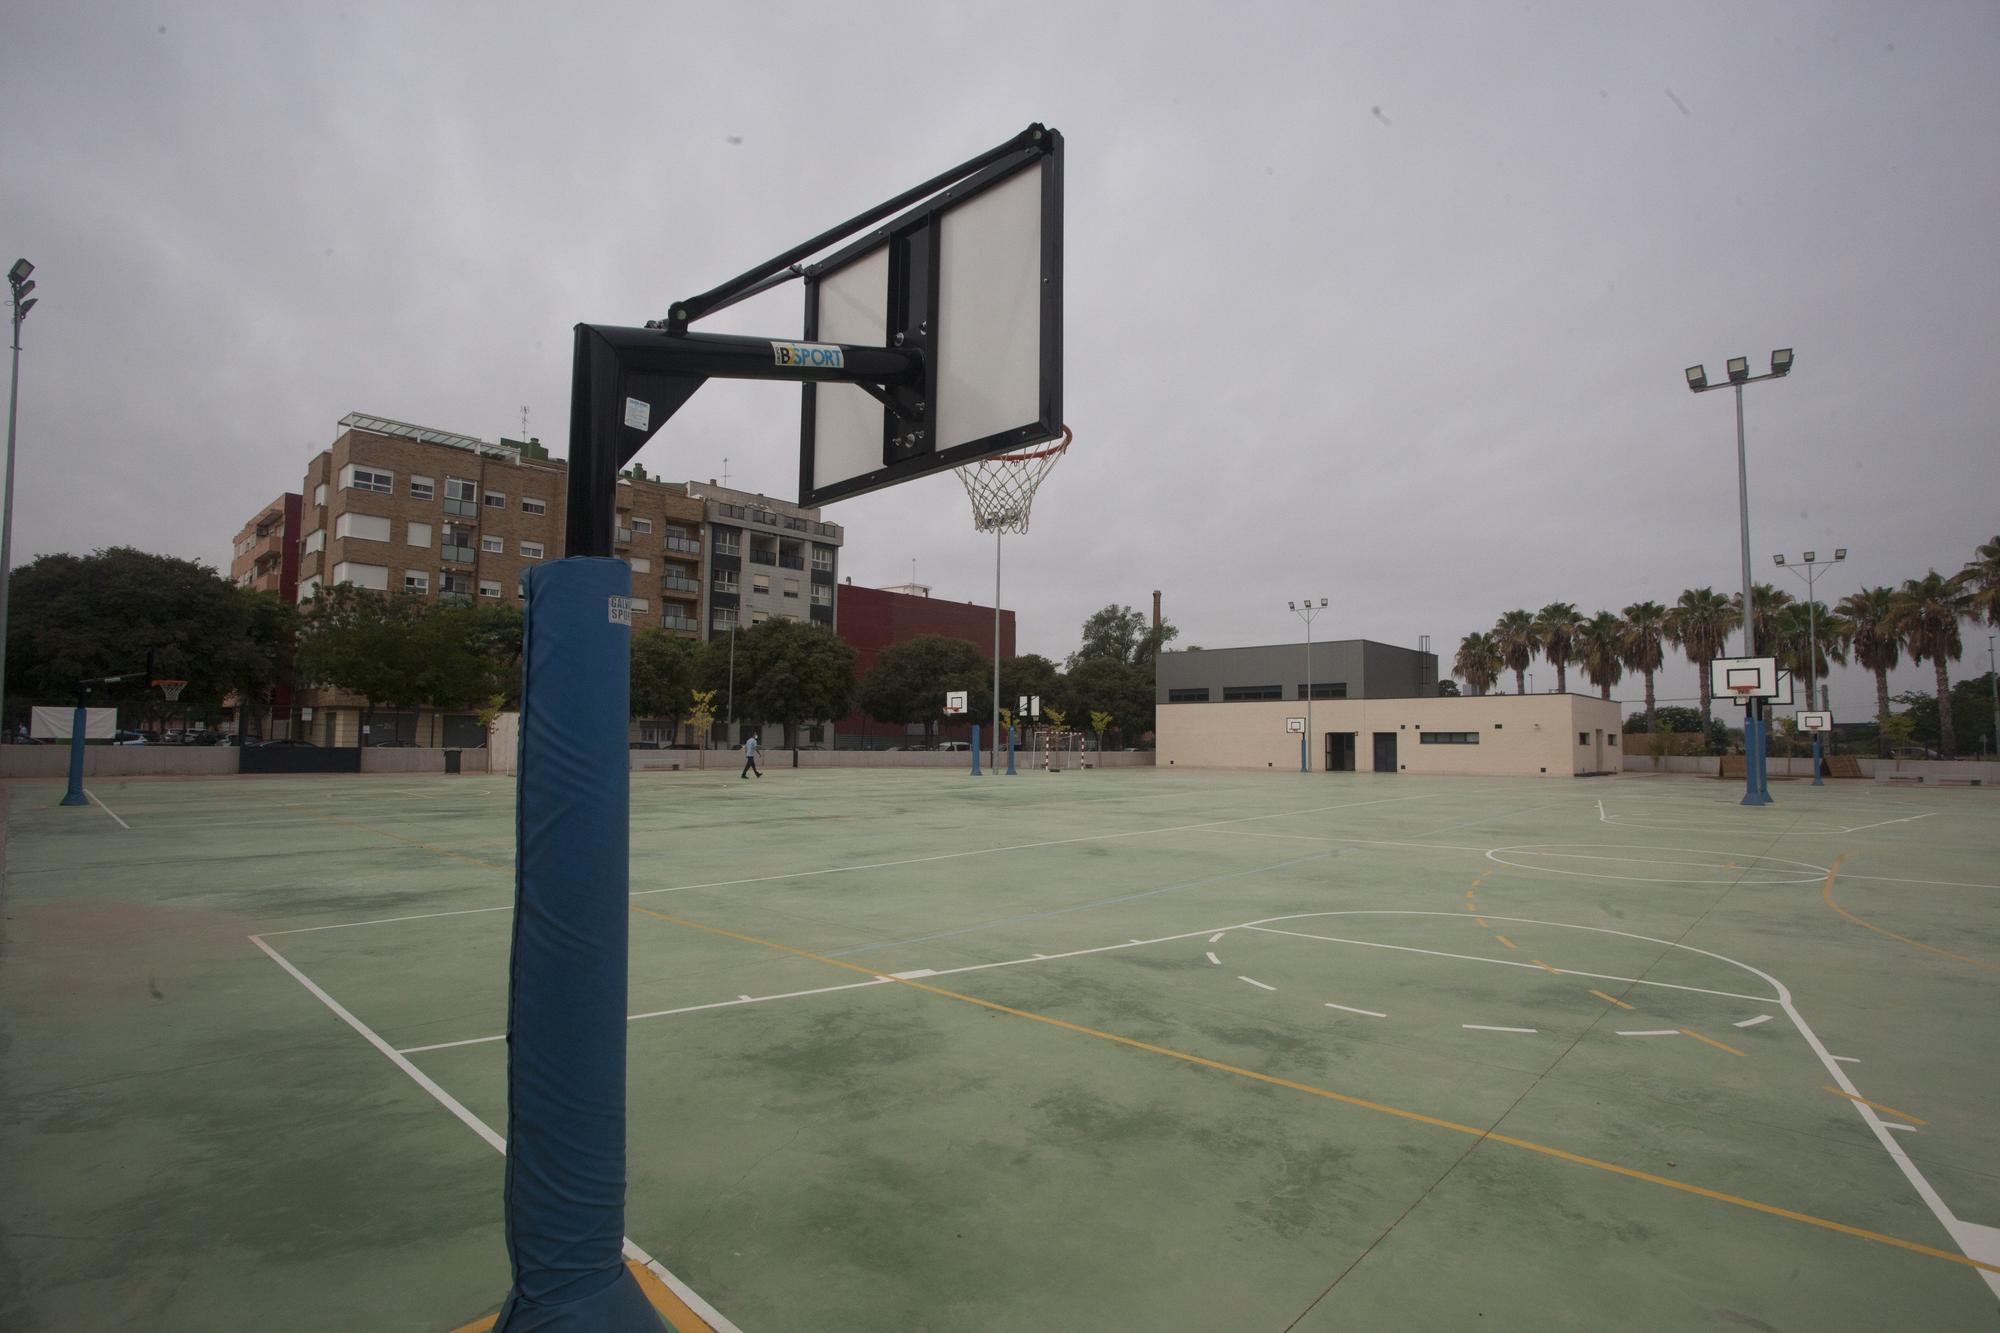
[{"left": 956, "top": 426, "right": 1071, "bottom": 534}]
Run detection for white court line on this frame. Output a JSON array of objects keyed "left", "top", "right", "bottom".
[
  {"left": 85, "top": 790, "right": 131, "bottom": 830},
  {"left": 1840, "top": 814, "right": 1938, "bottom": 833},
  {"left": 1617, "top": 1029, "right": 1681, "bottom": 1038},
  {"left": 248, "top": 933, "right": 742, "bottom": 1331},
  {"left": 1205, "top": 952, "right": 1221, "bottom": 966},
  {"left": 1325, "top": 1003, "right": 1386, "bottom": 1018},
  {"left": 1733, "top": 1014, "right": 1773, "bottom": 1029},
  {"left": 1242, "top": 924, "right": 1779, "bottom": 1004},
  {"left": 1832, "top": 1055, "right": 1860, "bottom": 1064},
  {"left": 1464, "top": 1024, "right": 1536, "bottom": 1034},
  {"left": 1238, "top": 976, "right": 1276, "bottom": 992},
  {"left": 1884, "top": 1123, "right": 1920, "bottom": 1134},
  {"left": 1208, "top": 933, "right": 1225, "bottom": 944}
]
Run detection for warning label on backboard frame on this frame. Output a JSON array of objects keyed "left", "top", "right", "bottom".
[
  {"left": 771, "top": 341, "right": 844, "bottom": 369},
  {"left": 607, "top": 596, "right": 632, "bottom": 626}
]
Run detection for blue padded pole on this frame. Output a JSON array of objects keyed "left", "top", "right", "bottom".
[
  {"left": 60, "top": 705, "right": 88, "bottom": 805},
  {"left": 1006, "top": 726, "right": 1017, "bottom": 775},
  {"left": 496, "top": 559, "right": 661, "bottom": 1332},
  {"left": 970, "top": 724, "right": 982, "bottom": 776}
]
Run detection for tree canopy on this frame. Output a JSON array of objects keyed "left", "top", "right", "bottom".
[
  {"left": 859, "top": 633, "right": 989, "bottom": 745},
  {"left": 733, "top": 619, "right": 857, "bottom": 747}
]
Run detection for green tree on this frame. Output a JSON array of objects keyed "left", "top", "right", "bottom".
[
  {"left": 1492, "top": 609, "right": 1539, "bottom": 695},
  {"left": 3, "top": 547, "right": 280, "bottom": 727},
  {"left": 1732, "top": 583, "right": 1793, "bottom": 659},
  {"left": 1067, "top": 604, "right": 1178, "bottom": 670},
  {"left": 998, "top": 654, "right": 1063, "bottom": 720},
  {"left": 1435, "top": 678, "right": 1461, "bottom": 697},
  {"left": 1576, "top": 611, "right": 1626, "bottom": 700},
  {"left": 860, "top": 634, "right": 989, "bottom": 746},
  {"left": 1066, "top": 657, "right": 1152, "bottom": 746},
  {"left": 1452, "top": 632, "right": 1501, "bottom": 696},
  {"left": 1621, "top": 600, "right": 1667, "bottom": 732},
  {"left": 417, "top": 601, "right": 523, "bottom": 740},
  {"left": 734, "top": 619, "right": 857, "bottom": 749},
  {"left": 1894, "top": 570, "right": 1973, "bottom": 758},
  {"left": 233, "top": 588, "right": 302, "bottom": 730},
  {"left": 1835, "top": 586, "right": 1902, "bottom": 756},
  {"left": 687, "top": 688, "right": 717, "bottom": 766},
  {"left": 1623, "top": 704, "right": 1704, "bottom": 734},
  {"left": 630, "top": 629, "right": 704, "bottom": 740},
  {"left": 1532, "top": 603, "right": 1585, "bottom": 694},
  {"left": 294, "top": 584, "right": 432, "bottom": 733},
  {"left": 1664, "top": 587, "right": 1738, "bottom": 738},
  {"left": 1962, "top": 534, "right": 2000, "bottom": 628}
]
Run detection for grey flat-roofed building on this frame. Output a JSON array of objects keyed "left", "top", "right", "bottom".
[{"left": 1156, "top": 640, "right": 1439, "bottom": 705}]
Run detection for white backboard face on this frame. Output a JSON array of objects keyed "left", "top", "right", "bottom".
[
  {"left": 1798, "top": 711, "right": 1833, "bottom": 732},
  {"left": 801, "top": 135, "right": 1062, "bottom": 507},
  {"left": 1286, "top": 717, "right": 1306, "bottom": 733},
  {"left": 944, "top": 690, "right": 968, "bottom": 716},
  {"left": 1709, "top": 656, "right": 1778, "bottom": 700}
]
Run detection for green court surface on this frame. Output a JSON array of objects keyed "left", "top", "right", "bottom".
[{"left": 3, "top": 768, "right": 1998, "bottom": 1330}]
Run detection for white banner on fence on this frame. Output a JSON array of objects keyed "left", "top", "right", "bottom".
[{"left": 30, "top": 706, "right": 117, "bottom": 740}]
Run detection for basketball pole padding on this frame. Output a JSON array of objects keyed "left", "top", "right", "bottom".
[{"left": 496, "top": 558, "right": 662, "bottom": 1332}]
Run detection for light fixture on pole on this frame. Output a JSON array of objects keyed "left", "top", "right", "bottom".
[
  {"left": 1289, "top": 597, "right": 1327, "bottom": 774},
  {"left": 1774, "top": 546, "right": 1845, "bottom": 785},
  {"left": 1684, "top": 347, "right": 1793, "bottom": 806},
  {"left": 0, "top": 258, "right": 36, "bottom": 732}
]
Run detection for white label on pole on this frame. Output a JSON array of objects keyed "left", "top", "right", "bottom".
[
  {"left": 623, "top": 397, "right": 650, "bottom": 431},
  {"left": 608, "top": 596, "right": 632, "bottom": 626},
  {"left": 771, "top": 341, "right": 844, "bottom": 369}
]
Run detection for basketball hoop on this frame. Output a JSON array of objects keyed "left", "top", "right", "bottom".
[
  {"left": 1729, "top": 684, "right": 1755, "bottom": 698},
  {"left": 956, "top": 425, "right": 1071, "bottom": 534},
  {"left": 155, "top": 679, "right": 188, "bottom": 703}
]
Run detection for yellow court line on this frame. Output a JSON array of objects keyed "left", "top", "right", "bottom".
[
  {"left": 1532, "top": 959, "right": 1561, "bottom": 976},
  {"left": 627, "top": 904, "right": 1999, "bottom": 1279},
  {"left": 1462, "top": 901, "right": 1479, "bottom": 913},
  {"left": 1474, "top": 916, "right": 1490, "bottom": 928},
  {"left": 1493, "top": 934, "right": 1517, "bottom": 950},
  {"left": 1821, "top": 855, "right": 1999, "bottom": 972},
  {"left": 445, "top": 1261, "right": 714, "bottom": 1333},
  {"left": 1678, "top": 1028, "right": 1747, "bottom": 1057},
  {"left": 1825, "top": 1086, "right": 1929, "bottom": 1127},
  {"left": 1588, "top": 989, "right": 1635, "bottom": 1011}
]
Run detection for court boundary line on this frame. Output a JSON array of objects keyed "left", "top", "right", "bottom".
[{"left": 85, "top": 789, "right": 130, "bottom": 830}]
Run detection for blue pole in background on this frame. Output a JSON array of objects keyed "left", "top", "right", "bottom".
[
  {"left": 970, "top": 724, "right": 982, "bottom": 776},
  {"left": 1006, "top": 726, "right": 1017, "bottom": 775},
  {"left": 60, "top": 704, "right": 87, "bottom": 805}
]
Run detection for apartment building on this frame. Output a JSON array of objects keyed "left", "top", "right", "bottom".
[
  {"left": 228, "top": 493, "right": 302, "bottom": 600},
  {"left": 692, "top": 480, "right": 842, "bottom": 641}
]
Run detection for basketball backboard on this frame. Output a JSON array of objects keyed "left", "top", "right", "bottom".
[
  {"left": 801, "top": 128, "right": 1063, "bottom": 507},
  {"left": 944, "top": 690, "right": 968, "bottom": 716},
  {"left": 1730, "top": 668, "right": 1796, "bottom": 709},
  {"left": 1798, "top": 711, "right": 1833, "bottom": 732},
  {"left": 1286, "top": 717, "right": 1306, "bottom": 733},
  {"left": 1710, "top": 656, "right": 1779, "bottom": 700}
]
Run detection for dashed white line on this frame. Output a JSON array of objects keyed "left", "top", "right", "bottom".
[
  {"left": 1733, "top": 1014, "right": 1772, "bottom": 1028},
  {"left": 1205, "top": 951, "right": 1221, "bottom": 966},
  {"left": 1238, "top": 976, "right": 1276, "bottom": 992},
  {"left": 1617, "top": 1029, "right": 1681, "bottom": 1037},
  {"left": 1832, "top": 1055, "right": 1860, "bottom": 1064},
  {"left": 1324, "top": 1003, "right": 1386, "bottom": 1018},
  {"left": 1208, "top": 932, "right": 1225, "bottom": 944},
  {"left": 1463, "top": 1024, "right": 1537, "bottom": 1034},
  {"left": 1884, "top": 1123, "right": 1920, "bottom": 1134},
  {"left": 889, "top": 968, "right": 937, "bottom": 980}
]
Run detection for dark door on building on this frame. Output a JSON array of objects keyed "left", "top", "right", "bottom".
[
  {"left": 1372, "top": 732, "right": 1398, "bottom": 773},
  {"left": 1326, "top": 732, "right": 1356, "bottom": 772}
]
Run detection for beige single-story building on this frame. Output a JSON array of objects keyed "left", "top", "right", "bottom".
[{"left": 1157, "top": 694, "right": 1625, "bottom": 777}]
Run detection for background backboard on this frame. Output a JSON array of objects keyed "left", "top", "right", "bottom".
[
  {"left": 1798, "top": 711, "right": 1833, "bottom": 732},
  {"left": 1709, "top": 656, "right": 1779, "bottom": 701},
  {"left": 1286, "top": 717, "right": 1306, "bottom": 733},
  {"left": 800, "top": 130, "right": 1063, "bottom": 507},
  {"left": 944, "top": 690, "right": 968, "bottom": 716}
]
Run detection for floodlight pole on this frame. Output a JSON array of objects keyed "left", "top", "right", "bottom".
[
  {"left": 1685, "top": 350, "right": 1792, "bottom": 806},
  {"left": 1, "top": 259, "right": 36, "bottom": 730},
  {"left": 1775, "top": 548, "right": 1844, "bottom": 785},
  {"left": 1289, "top": 598, "right": 1327, "bottom": 773}
]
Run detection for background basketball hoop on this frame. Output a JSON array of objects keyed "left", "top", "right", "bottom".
[{"left": 155, "top": 678, "right": 187, "bottom": 703}]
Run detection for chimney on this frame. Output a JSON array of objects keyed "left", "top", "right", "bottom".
[{"left": 1152, "top": 589, "right": 1162, "bottom": 636}]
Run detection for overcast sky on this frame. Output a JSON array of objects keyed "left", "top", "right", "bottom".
[{"left": 5, "top": 2, "right": 1997, "bottom": 722}]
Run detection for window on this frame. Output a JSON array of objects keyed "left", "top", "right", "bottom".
[
  {"left": 712, "top": 608, "right": 737, "bottom": 630},
  {"left": 479, "top": 580, "right": 502, "bottom": 599},
  {"left": 629, "top": 598, "right": 650, "bottom": 614},
  {"left": 444, "top": 478, "right": 478, "bottom": 517},
  {"left": 404, "top": 571, "right": 430, "bottom": 594},
  {"left": 630, "top": 556, "right": 651, "bottom": 573},
  {"left": 442, "top": 524, "right": 475, "bottom": 563},
  {"left": 783, "top": 577, "right": 800, "bottom": 599},
  {"left": 409, "top": 475, "right": 435, "bottom": 501},
  {"left": 1608, "top": 734, "right": 1619, "bottom": 746},
  {"left": 313, "top": 483, "right": 326, "bottom": 507},
  {"left": 481, "top": 535, "right": 504, "bottom": 554},
  {"left": 484, "top": 490, "right": 507, "bottom": 509},
  {"left": 1419, "top": 732, "right": 1480, "bottom": 745},
  {"left": 330, "top": 561, "right": 389, "bottom": 590},
  {"left": 407, "top": 521, "right": 432, "bottom": 548},
  {"left": 440, "top": 572, "right": 472, "bottom": 601},
  {"left": 1167, "top": 688, "right": 1211, "bottom": 703},
  {"left": 713, "top": 574, "right": 738, "bottom": 593},
  {"left": 750, "top": 610, "right": 771, "bottom": 624},
  {"left": 1297, "top": 682, "right": 1348, "bottom": 700},
  {"left": 713, "top": 528, "right": 741, "bottom": 556},
  {"left": 1579, "top": 732, "right": 1590, "bottom": 746},
  {"left": 752, "top": 573, "right": 770, "bottom": 594},
  {"left": 520, "top": 541, "right": 543, "bottom": 560},
  {"left": 335, "top": 512, "right": 392, "bottom": 542},
  {"left": 339, "top": 464, "right": 393, "bottom": 494},
  {"left": 811, "top": 546, "right": 834, "bottom": 571},
  {"left": 298, "top": 574, "right": 323, "bottom": 601},
  {"left": 302, "top": 529, "right": 325, "bottom": 556},
  {"left": 632, "top": 517, "right": 653, "bottom": 534},
  {"left": 1222, "top": 684, "right": 1282, "bottom": 701},
  {"left": 522, "top": 497, "right": 547, "bottom": 516},
  {"left": 810, "top": 586, "right": 832, "bottom": 606}
]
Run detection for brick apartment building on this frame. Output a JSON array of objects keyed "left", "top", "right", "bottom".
[
  {"left": 834, "top": 581, "right": 1016, "bottom": 747},
  {"left": 226, "top": 493, "right": 304, "bottom": 735}
]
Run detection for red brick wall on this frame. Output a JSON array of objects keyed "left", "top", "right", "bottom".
[{"left": 835, "top": 584, "right": 1016, "bottom": 743}]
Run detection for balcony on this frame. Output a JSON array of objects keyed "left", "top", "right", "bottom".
[
  {"left": 615, "top": 526, "right": 633, "bottom": 545},
  {"left": 663, "top": 575, "right": 701, "bottom": 597},
  {"left": 751, "top": 510, "right": 778, "bottom": 527},
  {"left": 665, "top": 535, "right": 701, "bottom": 555},
  {"left": 813, "top": 521, "right": 841, "bottom": 539},
  {"left": 441, "top": 544, "right": 475, "bottom": 565},
  {"left": 782, "top": 516, "right": 810, "bottom": 532},
  {"left": 662, "top": 613, "right": 700, "bottom": 633},
  {"left": 778, "top": 553, "right": 805, "bottom": 570},
  {"left": 748, "top": 550, "right": 776, "bottom": 567}
]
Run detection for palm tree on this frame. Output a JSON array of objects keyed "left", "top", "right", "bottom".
[
  {"left": 1836, "top": 586, "right": 1902, "bottom": 756},
  {"left": 1963, "top": 533, "right": 2000, "bottom": 628},
  {"left": 1576, "top": 611, "right": 1626, "bottom": 701},
  {"left": 1453, "top": 632, "right": 1502, "bottom": 697},
  {"left": 1767, "top": 601, "right": 1849, "bottom": 704},
  {"left": 1533, "top": 602, "right": 1585, "bottom": 693},
  {"left": 1664, "top": 587, "right": 1738, "bottom": 740},
  {"left": 1621, "top": 601, "right": 1668, "bottom": 731},
  {"left": 1492, "top": 609, "right": 1539, "bottom": 694},
  {"left": 1732, "top": 583, "right": 1794, "bottom": 657},
  {"left": 1895, "top": 571, "right": 1973, "bottom": 758}
]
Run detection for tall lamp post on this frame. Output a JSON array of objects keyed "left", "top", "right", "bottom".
[
  {"left": 1, "top": 258, "right": 37, "bottom": 732},
  {"left": 1773, "top": 547, "right": 1845, "bottom": 786},
  {"left": 1685, "top": 348, "right": 1793, "bottom": 807},
  {"left": 1288, "top": 597, "right": 1327, "bottom": 773},
  {"left": 1988, "top": 634, "right": 1997, "bottom": 761}
]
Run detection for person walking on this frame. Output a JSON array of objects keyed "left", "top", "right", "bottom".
[{"left": 740, "top": 733, "right": 762, "bottom": 780}]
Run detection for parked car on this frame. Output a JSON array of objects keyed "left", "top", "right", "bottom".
[
  {"left": 935, "top": 741, "right": 970, "bottom": 752},
  {"left": 112, "top": 730, "right": 148, "bottom": 746}
]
